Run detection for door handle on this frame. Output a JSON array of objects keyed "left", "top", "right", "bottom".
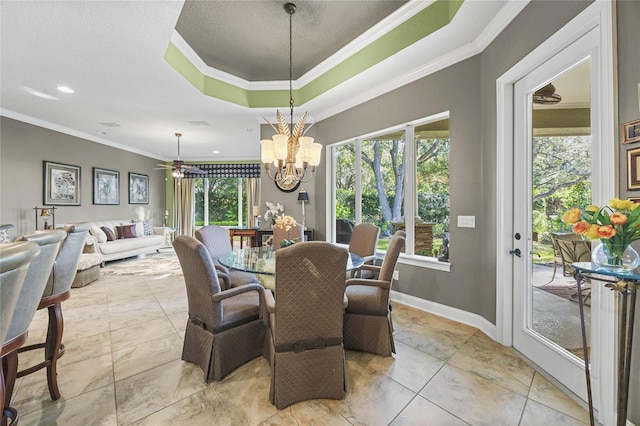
[{"left": 509, "top": 248, "right": 521, "bottom": 257}]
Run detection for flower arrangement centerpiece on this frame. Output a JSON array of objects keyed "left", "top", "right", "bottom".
[
  {"left": 264, "top": 201, "right": 284, "bottom": 226},
  {"left": 562, "top": 198, "right": 640, "bottom": 270},
  {"left": 274, "top": 214, "right": 300, "bottom": 247}
]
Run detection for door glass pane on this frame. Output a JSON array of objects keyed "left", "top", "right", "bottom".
[{"left": 530, "top": 60, "right": 591, "bottom": 360}]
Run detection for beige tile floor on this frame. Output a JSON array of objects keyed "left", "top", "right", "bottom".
[{"left": 10, "top": 272, "right": 592, "bottom": 425}]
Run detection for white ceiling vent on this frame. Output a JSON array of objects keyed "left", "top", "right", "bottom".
[
  {"left": 187, "top": 121, "right": 210, "bottom": 126},
  {"left": 99, "top": 122, "right": 121, "bottom": 127}
]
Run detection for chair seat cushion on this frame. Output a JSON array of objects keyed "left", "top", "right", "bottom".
[
  {"left": 218, "top": 291, "right": 260, "bottom": 331},
  {"left": 230, "top": 270, "right": 259, "bottom": 287},
  {"left": 345, "top": 285, "right": 387, "bottom": 316}
]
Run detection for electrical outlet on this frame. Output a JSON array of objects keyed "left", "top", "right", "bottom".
[{"left": 393, "top": 270, "right": 399, "bottom": 280}]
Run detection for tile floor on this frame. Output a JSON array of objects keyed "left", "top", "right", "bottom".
[{"left": 10, "top": 272, "right": 592, "bottom": 425}]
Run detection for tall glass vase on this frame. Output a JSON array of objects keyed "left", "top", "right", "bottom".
[{"left": 591, "top": 242, "right": 640, "bottom": 272}]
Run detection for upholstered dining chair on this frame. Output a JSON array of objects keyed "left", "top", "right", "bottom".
[
  {"left": 16, "top": 223, "right": 89, "bottom": 401},
  {"left": 173, "top": 235, "right": 265, "bottom": 382},
  {"left": 264, "top": 242, "right": 348, "bottom": 409},
  {"left": 272, "top": 222, "right": 304, "bottom": 250},
  {"left": 195, "top": 225, "right": 259, "bottom": 290},
  {"left": 343, "top": 231, "right": 405, "bottom": 356},
  {"left": 347, "top": 223, "right": 380, "bottom": 278},
  {"left": 1, "top": 240, "right": 40, "bottom": 425}
]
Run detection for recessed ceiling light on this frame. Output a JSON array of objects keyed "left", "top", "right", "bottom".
[
  {"left": 212, "top": 150, "right": 220, "bottom": 154},
  {"left": 21, "top": 86, "right": 58, "bottom": 100},
  {"left": 57, "top": 86, "right": 74, "bottom": 94}
]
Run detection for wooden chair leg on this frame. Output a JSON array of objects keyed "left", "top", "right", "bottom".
[
  {"left": 1, "top": 353, "right": 19, "bottom": 426},
  {"left": 45, "top": 303, "right": 64, "bottom": 400}
]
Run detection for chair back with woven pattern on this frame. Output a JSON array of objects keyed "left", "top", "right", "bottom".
[
  {"left": 0, "top": 242, "right": 40, "bottom": 344},
  {"left": 348, "top": 223, "right": 380, "bottom": 260},
  {"left": 173, "top": 235, "right": 223, "bottom": 328},
  {"left": 195, "top": 225, "right": 232, "bottom": 259},
  {"left": 378, "top": 231, "right": 405, "bottom": 282},
  {"left": 273, "top": 223, "right": 304, "bottom": 249},
  {"left": 274, "top": 242, "right": 348, "bottom": 347},
  {"left": 43, "top": 223, "right": 90, "bottom": 299},
  {"left": 8, "top": 230, "right": 66, "bottom": 341}
]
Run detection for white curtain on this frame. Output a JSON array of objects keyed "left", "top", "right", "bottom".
[
  {"left": 174, "top": 179, "right": 195, "bottom": 236},
  {"left": 246, "top": 178, "right": 261, "bottom": 227}
]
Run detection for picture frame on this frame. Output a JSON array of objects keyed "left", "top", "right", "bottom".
[
  {"left": 627, "top": 147, "right": 640, "bottom": 190},
  {"left": 129, "top": 172, "right": 149, "bottom": 204},
  {"left": 622, "top": 118, "right": 640, "bottom": 144},
  {"left": 43, "top": 161, "right": 81, "bottom": 205},
  {"left": 93, "top": 167, "right": 119, "bottom": 205}
]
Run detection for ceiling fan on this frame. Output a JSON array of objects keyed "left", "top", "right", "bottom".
[{"left": 156, "top": 133, "right": 205, "bottom": 178}]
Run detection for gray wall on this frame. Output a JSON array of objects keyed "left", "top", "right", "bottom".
[
  {"left": 314, "top": 0, "right": 592, "bottom": 324},
  {"left": 616, "top": 1, "right": 640, "bottom": 423},
  {"left": 0, "top": 117, "right": 167, "bottom": 237}
]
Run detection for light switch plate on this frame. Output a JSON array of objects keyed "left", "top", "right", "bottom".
[{"left": 457, "top": 215, "right": 475, "bottom": 228}]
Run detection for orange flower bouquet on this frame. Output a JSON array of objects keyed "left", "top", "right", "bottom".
[{"left": 562, "top": 198, "right": 640, "bottom": 269}]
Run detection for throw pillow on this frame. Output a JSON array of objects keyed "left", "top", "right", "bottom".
[
  {"left": 101, "top": 226, "right": 116, "bottom": 242},
  {"left": 116, "top": 224, "right": 137, "bottom": 239},
  {"left": 143, "top": 219, "right": 154, "bottom": 236},
  {"left": 89, "top": 225, "right": 107, "bottom": 243},
  {"left": 133, "top": 221, "right": 145, "bottom": 238}
]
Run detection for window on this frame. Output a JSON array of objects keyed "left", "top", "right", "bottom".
[
  {"left": 331, "top": 113, "right": 450, "bottom": 264},
  {"left": 194, "top": 178, "right": 246, "bottom": 226}
]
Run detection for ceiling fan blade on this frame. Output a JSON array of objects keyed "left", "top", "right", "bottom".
[
  {"left": 182, "top": 165, "right": 206, "bottom": 174},
  {"left": 154, "top": 164, "right": 173, "bottom": 170}
]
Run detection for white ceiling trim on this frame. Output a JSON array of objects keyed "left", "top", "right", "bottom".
[
  {"left": 1, "top": 108, "right": 164, "bottom": 161},
  {"left": 170, "top": 0, "right": 435, "bottom": 91}
]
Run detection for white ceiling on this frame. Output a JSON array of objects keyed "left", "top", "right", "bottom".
[{"left": 1, "top": 1, "right": 531, "bottom": 162}]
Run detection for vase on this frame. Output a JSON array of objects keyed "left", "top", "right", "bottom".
[{"left": 591, "top": 242, "right": 640, "bottom": 272}]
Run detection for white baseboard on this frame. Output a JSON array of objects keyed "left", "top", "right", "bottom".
[{"left": 390, "top": 290, "right": 498, "bottom": 341}]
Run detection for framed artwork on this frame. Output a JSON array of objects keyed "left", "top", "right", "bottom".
[
  {"left": 629, "top": 198, "right": 640, "bottom": 204},
  {"left": 129, "top": 172, "right": 149, "bottom": 204},
  {"left": 43, "top": 161, "right": 81, "bottom": 205},
  {"left": 627, "top": 147, "right": 640, "bottom": 190},
  {"left": 622, "top": 119, "right": 640, "bottom": 144},
  {"left": 93, "top": 167, "right": 119, "bottom": 205}
]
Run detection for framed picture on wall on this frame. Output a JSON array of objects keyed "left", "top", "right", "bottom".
[
  {"left": 129, "top": 172, "right": 149, "bottom": 204},
  {"left": 627, "top": 147, "right": 640, "bottom": 190},
  {"left": 622, "top": 118, "right": 640, "bottom": 144},
  {"left": 43, "top": 161, "right": 81, "bottom": 205},
  {"left": 93, "top": 167, "right": 119, "bottom": 205}
]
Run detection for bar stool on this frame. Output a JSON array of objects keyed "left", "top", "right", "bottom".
[
  {"left": 17, "top": 224, "right": 89, "bottom": 400},
  {"left": 1, "top": 241, "right": 40, "bottom": 426},
  {"left": 3, "top": 231, "right": 66, "bottom": 416}
]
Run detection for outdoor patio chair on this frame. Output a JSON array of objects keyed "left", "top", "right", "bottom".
[{"left": 549, "top": 232, "right": 587, "bottom": 281}]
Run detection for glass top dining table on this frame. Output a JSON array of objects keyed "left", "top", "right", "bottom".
[{"left": 218, "top": 245, "right": 365, "bottom": 276}]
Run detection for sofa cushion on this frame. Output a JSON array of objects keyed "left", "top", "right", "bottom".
[
  {"left": 90, "top": 225, "right": 107, "bottom": 243},
  {"left": 116, "top": 224, "right": 137, "bottom": 239},
  {"left": 97, "top": 235, "right": 165, "bottom": 255},
  {"left": 101, "top": 226, "right": 116, "bottom": 241}
]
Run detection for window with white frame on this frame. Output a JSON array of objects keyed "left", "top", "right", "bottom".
[{"left": 331, "top": 113, "right": 450, "bottom": 262}]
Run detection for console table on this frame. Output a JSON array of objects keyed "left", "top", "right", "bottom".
[
  {"left": 228, "top": 227, "right": 258, "bottom": 248},
  {"left": 572, "top": 262, "right": 638, "bottom": 426},
  {"left": 257, "top": 228, "right": 314, "bottom": 246}
]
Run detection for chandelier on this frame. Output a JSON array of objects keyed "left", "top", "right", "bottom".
[{"left": 260, "top": 2, "right": 322, "bottom": 191}]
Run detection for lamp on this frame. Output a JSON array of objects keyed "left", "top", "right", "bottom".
[
  {"left": 261, "top": 3, "right": 322, "bottom": 191},
  {"left": 34, "top": 206, "right": 56, "bottom": 230},
  {"left": 297, "top": 189, "right": 309, "bottom": 230}
]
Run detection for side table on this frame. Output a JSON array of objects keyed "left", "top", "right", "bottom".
[{"left": 573, "top": 262, "right": 638, "bottom": 426}]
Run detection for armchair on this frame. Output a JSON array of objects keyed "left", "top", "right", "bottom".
[
  {"left": 173, "top": 235, "right": 265, "bottom": 382},
  {"left": 265, "top": 242, "right": 348, "bottom": 409},
  {"left": 343, "top": 231, "right": 405, "bottom": 356},
  {"left": 195, "top": 225, "right": 259, "bottom": 290},
  {"left": 347, "top": 223, "right": 380, "bottom": 278}
]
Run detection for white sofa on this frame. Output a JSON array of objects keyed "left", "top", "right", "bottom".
[{"left": 78, "top": 219, "right": 170, "bottom": 262}]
